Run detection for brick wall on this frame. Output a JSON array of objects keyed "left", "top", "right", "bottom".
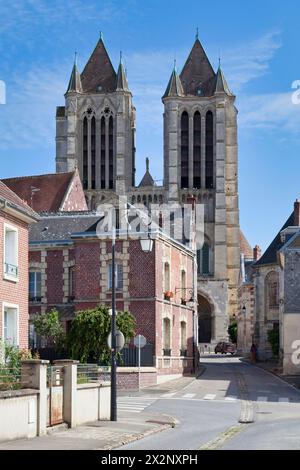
[
  {"left": 46, "top": 250, "right": 64, "bottom": 304},
  {"left": 0, "top": 211, "right": 30, "bottom": 349}
]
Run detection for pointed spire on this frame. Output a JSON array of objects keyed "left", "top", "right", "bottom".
[
  {"left": 139, "top": 158, "right": 155, "bottom": 187},
  {"left": 195, "top": 27, "right": 199, "bottom": 40},
  {"left": 162, "top": 61, "right": 185, "bottom": 99},
  {"left": 66, "top": 53, "right": 82, "bottom": 94},
  {"left": 116, "top": 51, "right": 129, "bottom": 91},
  {"left": 215, "top": 62, "right": 233, "bottom": 96},
  {"left": 80, "top": 36, "right": 117, "bottom": 93},
  {"left": 180, "top": 37, "right": 216, "bottom": 96}
]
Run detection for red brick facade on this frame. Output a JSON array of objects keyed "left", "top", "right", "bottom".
[{"left": 29, "top": 230, "right": 196, "bottom": 374}]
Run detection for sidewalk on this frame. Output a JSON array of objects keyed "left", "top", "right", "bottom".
[
  {"left": 243, "top": 358, "right": 300, "bottom": 392},
  {"left": 0, "top": 411, "right": 177, "bottom": 450}
]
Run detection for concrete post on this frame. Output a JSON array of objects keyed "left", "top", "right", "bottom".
[
  {"left": 53, "top": 360, "right": 78, "bottom": 428},
  {"left": 21, "top": 359, "right": 49, "bottom": 436}
]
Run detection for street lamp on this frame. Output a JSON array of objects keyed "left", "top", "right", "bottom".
[{"left": 140, "top": 236, "right": 153, "bottom": 253}]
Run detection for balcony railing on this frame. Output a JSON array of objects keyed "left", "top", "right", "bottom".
[
  {"left": 163, "top": 349, "right": 171, "bottom": 356},
  {"left": 29, "top": 296, "right": 42, "bottom": 303},
  {"left": 4, "top": 262, "right": 18, "bottom": 278}
]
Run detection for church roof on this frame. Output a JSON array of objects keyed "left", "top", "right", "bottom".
[
  {"left": 80, "top": 37, "right": 117, "bottom": 93},
  {"left": 180, "top": 38, "right": 216, "bottom": 97},
  {"left": 214, "top": 64, "right": 232, "bottom": 96},
  {"left": 240, "top": 230, "right": 253, "bottom": 259},
  {"left": 255, "top": 213, "right": 294, "bottom": 266},
  {"left": 1, "top": 171, "right": 79, "bottom": 213},
  {"left": 66, "top": 61, "right": 82, "bottom": 94},
  {"left": 139, "top": 158, "right": 155, "bottom": 187},
  {"left": 0, "top": 180, "right": 38, "bottom": 221},
  {"left": 163, "top": 64, "right": 185, "bottom": 98}
]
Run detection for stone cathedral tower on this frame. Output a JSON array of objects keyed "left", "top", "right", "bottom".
[
  {"left": 55, "top": 35, "right": 240, "bottom": 344},
  {"left": 162, "top": 37, "right": 240, "bottom": 343},
  {"left": 56, "top": 36, "right": 136, "bottom": 207}
]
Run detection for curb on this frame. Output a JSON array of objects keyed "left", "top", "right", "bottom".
[
  {"left": 247, "top": 361, "right": 300, "bottom": 395},
  {"left": 195, "top": 364, "right": 206, "bottom": 379},
  {"left": 101, "top": 419, "right": 177, "bottom": 450}
]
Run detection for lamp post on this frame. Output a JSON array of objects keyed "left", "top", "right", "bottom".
[{"left": 110, "top": 227, "right": 117, "bottom": 421}]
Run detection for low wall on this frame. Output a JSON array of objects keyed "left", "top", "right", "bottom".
[
  {"left": 0, "top": 389, "right": 38, "bottom": 442},
  {"left": 76, "top": 383, "right": 110, "bottom": 424},
  {"left": 156, "top": 357, "right": 194, "bottom": 375},
  {"left": 99, "top": 367, "right": 157, "bottom": 389}
]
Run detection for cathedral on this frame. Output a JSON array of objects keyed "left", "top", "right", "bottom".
[{"left": 55, "top": 34, "right": 240, "bottom": 346}]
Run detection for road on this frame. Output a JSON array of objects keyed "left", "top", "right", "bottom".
[{"left": 119, "top": 355, "right": 300, "bottom": 450}]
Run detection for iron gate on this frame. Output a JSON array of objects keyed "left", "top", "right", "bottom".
[{"left": 47, "top": 365, "right": 64, "bottom": 427}]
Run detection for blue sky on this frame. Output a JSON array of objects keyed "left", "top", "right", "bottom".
[{"left": 1, "top": 0, "right": 300, "bottom": 251}]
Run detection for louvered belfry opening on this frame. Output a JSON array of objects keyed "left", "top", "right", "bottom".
[
  {"left": 181, "top": 111, "right": 189, "bottom": 189},
  {"left": 193, "top": 111, "right": 201, "bottom": 189},
  {"left": 205, "top": 111, "right": 214, "bottom": 189}
]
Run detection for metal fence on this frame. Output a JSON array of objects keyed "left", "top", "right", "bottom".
[
  {"left": 119, "top": 344, "right": 154, "bottom": 367},
  {"left": 77, "top": 364, "right": 110, "bottom": 385}
]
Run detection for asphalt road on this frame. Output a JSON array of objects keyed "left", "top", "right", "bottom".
[{"left": 119, "top": 355, "right": 300, "bottom": 450}]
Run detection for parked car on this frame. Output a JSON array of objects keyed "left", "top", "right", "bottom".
[{"left": 214, "top": 342, "right": 236, "bottom": 355}]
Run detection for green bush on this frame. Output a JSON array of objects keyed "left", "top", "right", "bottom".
[
  {"left": 228, "top": 320, "right": 237, "bottom": 344},
  {"left": 33, "top": 309, "right": 65, "bottom": 349},
  {"left": 67, "top": 306, "right": 136, "bottom": 364},
  {"left": 267, "top": 327, "right": 279, "bottom": 357},
  {"left": 0, "top": 343, "right": 34, "bottom": 391}
]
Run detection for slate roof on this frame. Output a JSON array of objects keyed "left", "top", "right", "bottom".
[
  {"left": 255, "top": 213, "right": 294, "bottom": 266},
  {"left": 163, "top": 66, "right": 185, "bottom": 98},
  {"left": 2, "top": 172, "right": 76, "bottom": 213},
  {"left": 215, "top": 65, "right": 233, "bottom": 96},
  {"left": 0, "top": 180, "right": 38, "bottom": 220},
  {"left": 29, "top": 213, "right": 101, "bottom": 242},
  {"left": 180, "top": 39, "right": 216, "bottom": 97},
  {"left": 116, "top": 60, "right": 129, "bottom": 91},
  {"left": 81, "top": 38, "right": 117, "bottom": 93},
  {"left": 66, "top": 62, "right": 82, "bottom": 93}
]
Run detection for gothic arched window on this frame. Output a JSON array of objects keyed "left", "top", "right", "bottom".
[
  {"left": 82, "top": 117, "right": 88, "bottom": 189},
  {"left": 91, "top": 116, "right": 96, "bottom": 189},
  {"left": 193, "top": 111, "right": 201, "bottom": 188},
  {"left": 205, "top": 111, "right": 214, "bottom": 189},
  {"left": 181, "top": 111, "right": 189, "bottom": 189},
  {"left": 265, "top": 271, "right": 279, "bottom": 309},
  {"left": 109, "top": 116, "right": 114, "bottom": 189},
  {"left": 197, "top": 242, "right": 211, "bottom": 276},
  {"left": 100, "top": 116, "right": 106, "bottom": 189}
]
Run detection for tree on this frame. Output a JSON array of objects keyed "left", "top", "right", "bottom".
[
  {"left": 228, "top": 320, "right": 237, "bottom": 344},
  {"left": 67, "top": 306, "right": 136, "bottom": 363},
  {"left": 33, "top": 309, "right": 65, "bottom": 349}
]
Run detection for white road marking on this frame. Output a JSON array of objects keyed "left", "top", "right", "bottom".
[
  {"left": 183, "top": 393, "right": 196, "bottom": 399},
  {"left": 278, "top": 398, "right": 289, "bottom": 403},
  {"left": 203, "top": 394, "right": 216, "bottom": 400},
  {"left": 117, "top": 397, "right": 157, "bottom": 413},
  {"left": 257, "top": 397, "right": 268, "bottom": 402},
  {"left": 162, "top": 392, "right": 177, "bottom": 398}
]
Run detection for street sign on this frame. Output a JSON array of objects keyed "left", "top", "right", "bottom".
[
  {"left": 107, "top": 330, "right": 125, "bottom": 352},
  {"left": 134, "top": 334, "right": 146, "bottom": 349}
]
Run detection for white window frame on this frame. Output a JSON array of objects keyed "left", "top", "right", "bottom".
[
  {"left": 2, "top": 303, "right": 19, "bottom": 347},
  {"left": 3, "top": 222, "right": 19, "bottom": 283},
  {"left": 29, "top": 270, "right": 42, "bottom": 301}
]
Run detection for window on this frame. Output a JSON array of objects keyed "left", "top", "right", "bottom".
[
  {"left": 3, "top": 305, "right": 18, "bottom": 346},
  {"left": 101, "top": 116, "right": 106, "bottom": 189},
  {"left": 265, "top": 272, "right": 279, "bottom": 309},
  {"left": 181, "top": 270, "right": 186, "bottom": 303},
  {"left": 108, "top": 263, "right": 123, "bottom": 290},
  {"left": 164, "top": 262, "right": 170, "bottom": 292},
  {"left": 82, "top": 116, "right": 88, "bottom": 189},
  {"left": 109, "top": 116, "right": 114, "bottom": 189},
  {"left": 181, "top": 112, "right": 189, "bottom": 188},
  {"left": 180, "top": 321, "right": 187, "bottom": 354},
  {"left": 205, "top": 111, "right": 214, "bottom": 189},
  {"left": 197, "top": 243, "right": 211, "bottom": 276},
  {"left": 29, "top": 271, "right": 41, "bottom": 301},
  {"left": 4, "top": 224, "right": 18, "bottom": 281},
  {"left": 68, "top": 266, "right": 75, "bottom": 300},
  {"left": 193, "top": 111, "right": 201, "bottom": 188},
  {"left": 91, "top": 116, "right": 96, "bottom": 189},
  {"left": 162, "top": 318, "right": 171, "bottom": 355}
]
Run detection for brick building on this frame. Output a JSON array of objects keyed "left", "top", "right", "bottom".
[
  {"left": 29, "top": 212, "right": 196, "bottom": 374},
  {"left": 0, "top": 181, "right": 39, "bottom": 349}
]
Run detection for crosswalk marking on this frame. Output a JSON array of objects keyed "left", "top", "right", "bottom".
[
  {"left": 162, "top": 392, "right": 177, "bottom": 398},
  {"left": 257, "top": 397, "right": 268, "bottom": 402},
  {"left": 117, "top": 397, "right": 157, "bottom": 413},
  {"left": 278, "top": 398, "right": 289, "bottom": 403},
  {"left": 225, "top": 396, "right": 237, "bottom": 401},
  {"left": 183, "top": 393, "right": 196, "bottom": 399},
  {"left": 203, "top": 394, "right": 216, "bottom": 400}
]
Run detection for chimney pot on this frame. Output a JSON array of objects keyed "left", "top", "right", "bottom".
[{"left": 253, "top": 245, "right": 262, "bottom": 261}]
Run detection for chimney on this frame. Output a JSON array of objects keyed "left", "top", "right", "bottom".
[
  {"left": 294, "top": 200, "right": 300, "bottom": 226},
  {"left": 253, "top": 245, "right": 262, "bottom": 261}
]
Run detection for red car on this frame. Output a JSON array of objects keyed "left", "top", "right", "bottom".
[{"left": 215, "top": 342, "right": 236, "bottom": 355}]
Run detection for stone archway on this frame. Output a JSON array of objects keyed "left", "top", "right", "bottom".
[{"left": 198, "top": 294, "right": 214, "bottom": 343}]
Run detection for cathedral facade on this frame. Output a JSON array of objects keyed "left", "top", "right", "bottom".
[{"left": 55, "top": 35, "right": 240, "bottom": 345}]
